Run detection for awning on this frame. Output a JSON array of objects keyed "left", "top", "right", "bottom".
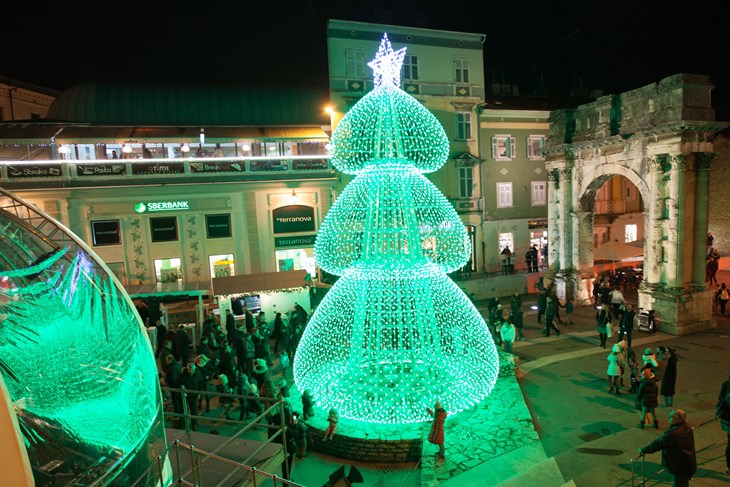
[
  {"left": 125, "top": 281, "right": 211, "bottom": 298},
  {"left": 212, "top": 270, "right": 310, "bottom": 296}
]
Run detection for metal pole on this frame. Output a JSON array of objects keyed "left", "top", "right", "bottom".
[
  {"left": 189, "top": 443, "right": 197, "bottom": 486},
  {"left": 157, "top": 456, "right": 164, "bottom": 485},
  {"left": 251, "top": 466, "right": 258, "bottom": 487},
  {"left": 181, "top": 386, "right": 190, "bottom": 434},
  {"left": 175, "top": 441, "right": 183, "bottom": 486},
  {"left": 279, "top": 399, "right": 289, "bottom": 480}
]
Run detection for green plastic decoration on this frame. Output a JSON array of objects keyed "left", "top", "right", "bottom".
[{"left": 293, "top": 34, "right": 499, "bottom": 424}]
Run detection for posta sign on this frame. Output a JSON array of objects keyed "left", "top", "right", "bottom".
[{"left": 134, "top": 201, "right": 190, "bottom": 213}]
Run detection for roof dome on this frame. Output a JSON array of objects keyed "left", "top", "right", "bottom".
[{"left": 46, "top": 81, "right": 329, "bottom": 126}]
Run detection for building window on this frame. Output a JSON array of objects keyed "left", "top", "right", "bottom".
[
  {"left": 456, "top": 112, "right": 472, "bottom": 140},
  {"left": 455, "top": 58, "right": 470, "bottom": 84},
  {"left": 154, "top": 258, "right": 182, "bottom": 283},
  {"left": 527, "top": 135, "right": 546, "bottom": 160},
  {"left": 492, "top": 135, "right": 516, "bottom": 160},
  {"left": 531, "top": 181, "right": 547, "bottom": 206},
  {"left": 345, "top": 49, "right": 364, "bottom": 78},
  {"left": 625, "top": 224, "right": 638, "bottom": 243},
  {"left": 209, "top": 254, "right": 235, "bottom": 278},
  {"left": 402, "top": 54, "right": 418, "bottom": 81},
  {"left": 498, "top": 232, "right": 514, "bottom": 253},
  {"left": 624, "top": 180, "right": 637, "bottom": 200},
  {"left": 496, "top": 182, "right": 513, "bottom": 208},
  {"left": 458, "top": 167, "right": 474, "bottom": 198}
]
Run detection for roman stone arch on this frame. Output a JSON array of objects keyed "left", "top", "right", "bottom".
[{"left": 543, "top": 74, "right": 727, "bottom": 335}]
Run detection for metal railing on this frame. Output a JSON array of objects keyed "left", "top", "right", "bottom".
[
  {"left": 125, "top": 386, "right": 301, "bottom": 487},
  {"left": 630, "top": 417, "right": 726, "bottom": 486}
]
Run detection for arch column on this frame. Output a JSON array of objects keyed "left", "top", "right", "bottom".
[
  {"left": 572, "top": 210, "right": 596, "bottom": 304},
  {"left": 639, "top": 152, "right": 714, "bottom": 335}
]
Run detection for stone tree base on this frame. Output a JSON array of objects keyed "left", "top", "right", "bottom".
[{"left": 638, "top": 285, "right": 715, "bottom": 335}]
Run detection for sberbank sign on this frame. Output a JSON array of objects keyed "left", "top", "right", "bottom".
[{"left": 134, "top": 201, "right": 190, "bottom": 213}]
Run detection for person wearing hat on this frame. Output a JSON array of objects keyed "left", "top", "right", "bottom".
[
  {"left": 635, "top": 367, "right": 660, "bottom": 429},
  {"left": 251, "top": 358, "right": 269, "bottom": 390},
  {"left": 638, "top": 409, "right": 697, "bottom": 486},
  {"left": 606, "top": 343, "right": 625, "bottom": 394}
]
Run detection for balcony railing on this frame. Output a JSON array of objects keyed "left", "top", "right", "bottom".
[{"left": 0, "top": 155, "right": 334, "bottom": 188}]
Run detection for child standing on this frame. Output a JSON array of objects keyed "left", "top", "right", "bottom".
[
  {"left": 323, "top": 408, "right": 338, "bottom": 441},
  {"left": 499, "top": 320, "right": 516, "bottom": 354}
]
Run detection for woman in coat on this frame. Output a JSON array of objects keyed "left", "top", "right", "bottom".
[
  {"left": 596, "top": 304, "right": 611, "bottom": 349},
  {"left": 427, "top": 401, "right": 447, "bottom": 462},
  {"left": 660, "top": 347, "right": 678, "bottom": 407},
  {"left": 606, "top": 343, "right": 625, "bottom": 394},
  {"left": 636, "top": 367, "right": 660, "bottom": 429}
]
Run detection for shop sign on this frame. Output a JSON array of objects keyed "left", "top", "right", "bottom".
[
  {"left": 6, "top": 164, "right": 63, "bottom": 178},
  {"left": 131, "top": 162, "right": 185, "bottom": 175},
  {"left": 91, "top": 220, "right": 121, "bottom": 246},
  {"left": 528, "top": 219, "right": 548, "bottom": 229},
  {"left": 250, "top": 159, "right": 289, "bottom": 172},
  {"left": 291, "top": 159, "right": 329, "bottom": 171},
  {"left": 76, "top": 163, "right": 126, "bottom": 177},
  {"left": 149, "top": 216, "right": 179, "bottom": 242},
  {"left": 274, "top": 234, "right": 317, "bottom": 248},
  {"left": 272, "top": 205, "right": 315, "bottom": 234},
  {"left": 190, "top": 161, "right": 244, "bottom": 173},
  {"left": 135, "top": 201, "right": 190, "bottom": 213},
  {"left": 206, "top": 214, "right": 232, "bottom": 238}
]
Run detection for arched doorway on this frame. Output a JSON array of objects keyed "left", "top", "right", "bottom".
[{"left": 543, "top": 74, "right": 723, "bottom": 335}]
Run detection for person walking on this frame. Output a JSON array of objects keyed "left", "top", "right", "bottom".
[
  {"left": 716, "top": 375, "right": 730, "bottom": 476},
  {"left": 426, "top": 401, "right": 447, "bottom": 463},
  {"left": 607, "top": 343, "right": 625, "bottom": 394},
  {"left": 660, "top": 347, "right": 678, "bottom": 407},
  {"left": 543, "top": 296, "right": 561, "bottom": 337},
  {"left": 596, "top": 303, "right": 611, "bottom": 349},
  {"left": 609, "top": 286, "right": 625, "bottom": 323},
  {"left": 638, "top": 409, "right": 697, "bottom": 487},
  {"left": 537, "top": 287, "right": 548, "bottom": 324},
  {"left": 716, "top": 283, "right": 730, "bottom": 316},
  {"left": 636, "top": 367, "right": 660, "bottom": 429},
  {"left": 618, "top": 303, "right": 637, "bottom": 350}
]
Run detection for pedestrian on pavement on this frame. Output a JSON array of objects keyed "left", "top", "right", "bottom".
[
  {"left": 537, "top": 286, "right": 548, "bottom": 324},
  {"left": 599, "top": 278, "right": 612, "bottom": 308},
  {"left": 562, "top": 298, "right": 574, "bottom": 325},
  {"left": 543, "top": 296, "right": 561, "bottom": 337},
  {"left": 618, "top": 303, "right": 637, "bottom": 349},
  {"left": 426, "top": 401, "right": 447, "bottom": 463},
  {"left": 716, "top": 283, "right": 730, "bottom": 316},
  {"left": 607, "top": 343, "right": 625, "bottom": 394},
  {"left": 715, "top": 374, "right": 730, "bottom": 476},
  {"left": 596, "top": 303, "right": 612, "bottom": 349},
  {"left": 510, "top": 309, "right": 526, "bottom": 341},
  {"left": 643, "top": 347, "right": 659, "bottom": 371},
  {"left": 609, "top": 286, "right": 625, "bottom": 323},
  {"left": 500, "top": 320, "right": 516, "bottom": 354},
  {"left": 660, "top": 347, "right": 678, "bottom": 407},
  {"left": 592, "top": 280, "right": 601, "bottom": 306},
  {"left": 638, "top": 409, "right": 697, "bottom": 487},
  {"left": 636, "top": 367, "right": 659, "bottom": 429},
  {"left": 510, "top": 292, "right": 522, "bottom": 314}
]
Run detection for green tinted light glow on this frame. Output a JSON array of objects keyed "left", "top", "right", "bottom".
[{"left": 293, "top": 34, "right": 499, "bottom": 424}]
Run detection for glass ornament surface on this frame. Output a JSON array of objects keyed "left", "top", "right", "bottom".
[
  {"left": 294, "top": 34, "right": 499, "bottom": 424},
  {"left": 0, "top": 189, "right": 165, "bottom": 485}
]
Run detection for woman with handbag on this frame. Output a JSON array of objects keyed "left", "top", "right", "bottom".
[
  {"left": 606, "top": 343, "right": 625, "bottom": 394},
  {"left": 596, "top": 304, "right": 611, "bottom": 349}
]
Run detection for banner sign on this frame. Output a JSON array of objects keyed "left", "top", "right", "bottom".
[
  {"left": 274, "top": 234, "right": 317, "bottom": 248},
  {"left": 91, "top": 220, "right": 121, "bottom": 246},
  {"left": 291, "top": 159, "right": 329, "bottom": 171},
  {"left": 76, "top": 163, "right": 127, "bottom": 177},
  {"left": 150, "top": 216, "right": 179, "bottom": 242},
  {"left": 6, "top": 164, "right": 63, "bottom": 178},
  {"left": 131, "top": 162, "right": 185, "bottom": 175},
  {"left": 250, "top": 160, "right": 289, "bottom": 172},
  {"left": 272, "top": 205, "right": 315, "bottom": 234},
  {"left": 190, "top": 161, "right": 244, "bottom": 173}
]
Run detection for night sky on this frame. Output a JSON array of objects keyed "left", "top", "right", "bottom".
[{"left": 5, "top": 1, "right": 728, "bottom": 120}]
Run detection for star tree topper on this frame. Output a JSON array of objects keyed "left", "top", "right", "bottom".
[{"left": 367, "top": 33, "right": 407, "bottom": 88}]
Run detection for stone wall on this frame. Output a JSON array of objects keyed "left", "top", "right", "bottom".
[{"left": 708, "top": 129, "right": 730, "bottom": 255}]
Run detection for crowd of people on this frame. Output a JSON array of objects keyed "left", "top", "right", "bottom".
[{"left": 154, "top": 301, "right": 318, "bottom": 479}]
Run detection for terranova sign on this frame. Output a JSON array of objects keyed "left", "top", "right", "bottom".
[{"left": 134, "top": 201, "right": 190, "bottom": 213}]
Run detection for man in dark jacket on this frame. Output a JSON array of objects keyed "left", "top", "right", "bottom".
[
  {"left": 639, "top": 409, "right": 697, "bottom": 487},
  {"left": 636, "top": 367, "right": 659, "bottom": 428},
  {"left": 180, "top": 361, "right": 205, "bottom": 430},
  {"left": 619, "top": 303, "right": 637, "bottom": 349}
]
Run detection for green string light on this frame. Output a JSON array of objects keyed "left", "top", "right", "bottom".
[{"left": 293, "top": 34, "right": 499, "bottom": 424}]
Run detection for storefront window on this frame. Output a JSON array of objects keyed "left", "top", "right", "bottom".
[
  {"left": 498, "top": 233, "right": 513, "bottom": 253},
  {"left": 154, "top": 258, "right": 182, "bottom": 283},
  {"left": 209, "top": 254, "right": 235, "bottom": 278},
  {"left": 275, "top": 248, "right": 316, "bottom": 277}
]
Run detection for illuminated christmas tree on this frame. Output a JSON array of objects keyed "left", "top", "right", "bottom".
[{"left": 293, "top": 34, "right": 499, "bottom": 424}]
